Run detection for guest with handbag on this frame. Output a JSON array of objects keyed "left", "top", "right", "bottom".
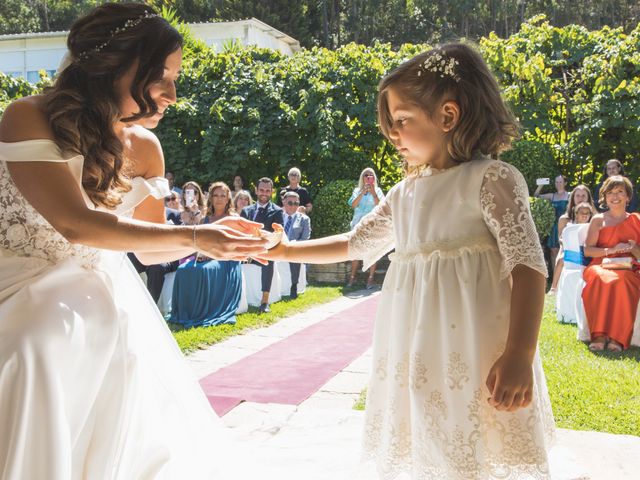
[{"left": 582, "top": 175, "right": 640, "bottom": 352}]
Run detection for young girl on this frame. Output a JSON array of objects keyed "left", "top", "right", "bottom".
[
  {"left": 550, "top": 184, "right": 597, "bottom": 292},
  {"left": 264, "top": 43, "right": 555, "bottom": 479},
  {"left": 573, "top": 201, "right": 596, "bottom": 225}
]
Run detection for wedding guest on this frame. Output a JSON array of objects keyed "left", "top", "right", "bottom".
[
  {"left": 233, "top": 189, "right": 253, "bottom": 213},
  {"left": 593, "top": 158, "right": 638, "bottom": 212},
  {"left": 583, "top": 175, "right": 640, "bottom": 352},
  {"left": 165, "top": 170, "right": 182, "bottom": 194},
  {"left": 171, "top": 182, "right": 242, "bottom": 327},
  {"left": 240, "top": 177, "right": 284, "bottom": 313},
  {"left": 165, "top": 191, "right": 183, "bottom": 225},
  {"left": 535, "top": 174, "right": 569, "bottom": 277},
  {"left": 277, "top": 167, "right": 312, "bottom": 213},
  {"left": 347, "top": 167, "right": 385, "bottom": 289},
  {"left": 180, "top": 180, "right": 206, "bottom": 226},
  {"left": 549, "top": 184, "right": 597, "bottom": 293},
  {"left": 0, "top": 3, "right": 267, "bottom": 477},
  {"left": 231, "top": 174, "right": 247, "bottom": 197},
  {"left": 282, "top": 191, "right": 311, "bottom": 298}
]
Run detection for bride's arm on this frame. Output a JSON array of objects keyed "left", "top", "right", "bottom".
[
  {"left": 1, "top": 100, "right": 267, "bottom": 263},
  {"left": 8, "top": 161, "right": 266, "bottom": 262}
]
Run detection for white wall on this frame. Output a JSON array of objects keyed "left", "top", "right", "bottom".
[
  {"left": 0, "top": 19, "right": 299, "bottom": 82},
  {"left": 0, "top": 35, "right": 66, "bottom": 81}
]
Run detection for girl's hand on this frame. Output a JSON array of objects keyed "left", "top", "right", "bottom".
[
  {"left": 196, "top": 224, "right": 269, "bottom": 262},
  {"left": 485, "top": 351, "right": 534, "bottom": 412},
  {"left": 214, "top": 216, "right": 264, "bottom": 236},
  {"left": 255, "top": 223, "right": 289, "bottom": 262}
]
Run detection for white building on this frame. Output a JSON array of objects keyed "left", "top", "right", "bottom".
[{"left": 0, "top": 18, "right": 300, "bottom": 82}]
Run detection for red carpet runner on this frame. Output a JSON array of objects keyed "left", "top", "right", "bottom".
[{"left": 200, "top": 295, "right": 378, "bottom": 416}]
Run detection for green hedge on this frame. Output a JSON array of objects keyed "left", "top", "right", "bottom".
[
  {"left": 311, "top": 179, "right": 356, "bottom": 238},
  {"left": 501, "top": 137, "right": 559, "bottom": 195},
  {"left": 530, "top": 197, "right": 557, "bottom": 240},
  {"left": 3, "top": 17, "right": 639, "bottom": 194}
]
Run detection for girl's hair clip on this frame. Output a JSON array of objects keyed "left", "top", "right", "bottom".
[
  {"left": 77, "top": 11, "right": 159, "bottom": 61},
  {"left": 418, "top": 52, "right": 461, "bottom": 82}
]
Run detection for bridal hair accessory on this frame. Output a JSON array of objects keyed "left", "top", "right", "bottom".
[
  {"left": 78, "top": 10, "right": 159, "bottom": 61},
  {"left": 418, "top": 51, "right": 460, "bottom": 82}
]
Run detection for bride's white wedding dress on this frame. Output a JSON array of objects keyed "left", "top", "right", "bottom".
[{"left": 0, "top": 140, "right": 227, "bottom": 479}]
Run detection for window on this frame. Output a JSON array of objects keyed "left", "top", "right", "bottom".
[{"left": 26, "top": 70, "right": 56, "bottom": 83}]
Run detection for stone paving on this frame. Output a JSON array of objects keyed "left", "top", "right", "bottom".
[{"left": 186, "top": 289, "right": 640, "bottom": 480}]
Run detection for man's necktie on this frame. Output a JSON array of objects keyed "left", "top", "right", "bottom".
[
  {"left": 254, "top": 206, "right": 266, "bottom": 222},
  {"left": 285, "top": 215, "right": 294, "bottom": 236}
]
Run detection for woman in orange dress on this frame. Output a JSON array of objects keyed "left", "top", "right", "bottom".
[{"left": 583, "top": 175, "right": 640, "bottom": 352}]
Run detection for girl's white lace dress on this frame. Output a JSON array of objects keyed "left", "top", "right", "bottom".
[
  {"left": 0, "top": 140, "right": 228, "bottom": 479},
  {"left": 348, "top": 155, "right": 555, "bottom": 480}
]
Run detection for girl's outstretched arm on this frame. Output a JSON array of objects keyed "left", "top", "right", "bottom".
[
  {"left": 261, "top": 224, "right": 350, "bottom": 264},
  {"left": 485, "top": 264, "right": 545, "bottom": 412}
]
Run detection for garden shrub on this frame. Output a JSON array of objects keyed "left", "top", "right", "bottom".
[
  {"left": 501, "top": 137, "right": 558, "bottom": 195},
  {"left": 529, "top": 197, "right": 556, "bottom": 240},
  {"left": 311, "top": 179, "right": 356, "bottom": 238}
]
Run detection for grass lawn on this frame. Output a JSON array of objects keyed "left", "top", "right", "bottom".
[
  {"left": 170, "top": 284, "right": 346, "bottom": 354},
  {"left": 539, "top": 296, "right": 640, "bottom": 436},
  {"left": 354, "top": 297, "right": 640, "bottom": 437}
]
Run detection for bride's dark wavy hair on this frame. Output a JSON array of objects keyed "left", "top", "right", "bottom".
[{"left": 43, "top": 3, "right": 182, "bottom": 209}]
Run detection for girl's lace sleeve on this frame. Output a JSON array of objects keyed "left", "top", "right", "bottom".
[
  {"left": 481, "top": 162, "right": 548, "bottom": 279},
  {"left": 346, "top": 197, "right": 395, "bottom": 271}
]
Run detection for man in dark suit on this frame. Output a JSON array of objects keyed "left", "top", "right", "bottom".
[
  {"left": 241, "top": 177, "right": 284, "bottom": 313},
  {"left": 281, "top": 191, "right": 311, "bottom": 298}
]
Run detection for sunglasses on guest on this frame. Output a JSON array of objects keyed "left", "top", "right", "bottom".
[{"left": 285, "top": 201, "right": 300, "bottom": 206}]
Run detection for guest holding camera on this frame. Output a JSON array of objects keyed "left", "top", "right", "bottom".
[
  {"left": 347, "top": 168, "right": 385, "bottom": 289},
  {"left": 282, "top": 191, "right": 311, "bottom": 298},
  {"left": 535, "top": 175, "right": 569, "bottom": 278},
  {"left": 180, "top": 181, "right": 206, "bottom": 226},
  {"left": 170, "top": 182, "right": 243, "bottom": 327},
  {"left": 582, "top": 176, "right": 640, "bottom": 352},
  {"left": 241, "top": 177, "right": 284, "bottom": 313}
]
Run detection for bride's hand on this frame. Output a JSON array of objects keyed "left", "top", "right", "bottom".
[
  {"left": 195, "top": 224, "right": 268, "bottom": 261},
  {"left": 213, "top": 215, "right": 264, "bottom": 235}
]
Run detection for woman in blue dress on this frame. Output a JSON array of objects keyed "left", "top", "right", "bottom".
[
  {"left": 171, "top": 182, "right": 243, "bottom": 327},
  {"left": 535, "top": 174, "right": 569, "bottom": 282},
  {"left": 347, "top": 168, "right": 385, "bottom": 288}
]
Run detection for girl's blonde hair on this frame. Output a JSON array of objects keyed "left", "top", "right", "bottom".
[
  {"left": 565, "top": 184, "right": 597, "bottom": 222},
  {"left": 357, "top": 168, "right": 379, "bottom": 191},
  {"left": 377, "top": 43, "right": 519, "bottom": 175},
  {"left": 207, "top": 181, "right": 235, "bottom": 217}
]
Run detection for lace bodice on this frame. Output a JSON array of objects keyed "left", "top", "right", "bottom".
[
  {"left": 347, "top": 157, "right": 547, "bottom": 279},
  {"left": 0, "top": 140, "right": 169, "bottom": 268}
]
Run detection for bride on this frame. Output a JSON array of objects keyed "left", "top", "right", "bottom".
[{"left": 0, "top": 3, "right": 267, "bottom": 479}]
